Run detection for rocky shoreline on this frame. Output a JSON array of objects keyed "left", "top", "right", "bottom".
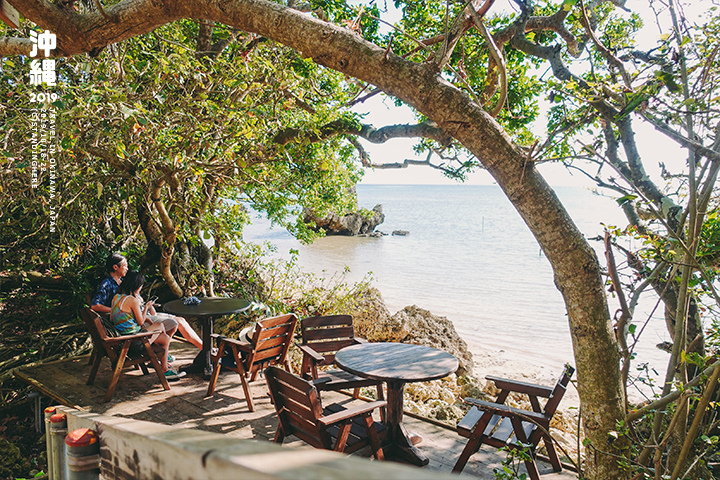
[{"left": 350, "top": 287, "right": 582, "bottom": 464}]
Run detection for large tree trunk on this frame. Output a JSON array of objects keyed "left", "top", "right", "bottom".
[{"left": 12, "top": 0, "right": 628, "bottom": 476}]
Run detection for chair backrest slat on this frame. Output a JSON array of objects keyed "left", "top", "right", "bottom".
[
  {"left": 81, "top": 308, "right": 114, "bottom": 358},
  {"left": 301, "top": 315, "right": 357, "bottom": 366},
  {"left": 245, "top": 313, "right": 297, "bottom": 372},
  {"left": 303, "top": 326, "right": 355, "bottom": 342},
  {"left": 542, "top": 364, "right": 574, "bottom": 417},
  {"left": 302, "top": 314, "right": 353, "bottom": 329}
]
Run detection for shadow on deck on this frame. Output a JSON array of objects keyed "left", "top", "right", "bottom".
[{"left": 15, "top": 341, "right": 577, "bottom": 480}]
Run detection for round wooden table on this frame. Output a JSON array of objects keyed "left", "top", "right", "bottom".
[
  {"left": 335, "top": 342, "right": 459, "bottom": 466},
  {"left": 163, "top": 297, "right": 250, "bottom": 378}
]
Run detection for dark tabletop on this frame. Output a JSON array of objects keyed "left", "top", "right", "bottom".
[
  {"left": 162, "top": 297, "right": 250, "bottom": 318},
  {"left": 335, "top": 342, "right": 458, "bottom": 383}
]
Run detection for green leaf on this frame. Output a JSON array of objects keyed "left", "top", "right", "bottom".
[
  {"left": 616, "top": 195, "right": 638, "bottom": 206},
  {"left": 563, "top": 0, "right": 577, "bottom": 11}
]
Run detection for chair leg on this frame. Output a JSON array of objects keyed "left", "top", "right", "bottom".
[
  {"left": 206, "top": 338, "right": 225, "bottom": 396},
  {"left": 510, "top": 417, "right": 540, "bottom": 480},
  {"left": 523, "top": 460, "right": 541, "bottom": 480},
  {"left": 452, "top": 434, "right": 484, "bottom": 473},
  {"left": 333, "top": 421, "right": 352, "bottom": 453},
  {"left": 376, "top": 383, "right": 386, "bottom": 423},
  {"left": 87, "top": 352, "right": 102, "bottom": 386},
  {"left": 362, "top": 412, "right": 385, "bottom": 460},
  {"left": 232, "top": 346, "right": 254, "bottom": 412},
  {"left": 143, "top": 338, "right": 170, "bottom": 391},
  {"left": 543, "top": 433, "right": 562, "bottom": 471},
  {"left": 104, "top": 342, "right": 131, "bottom": 402},
  {"left": 273, "top": 426, "right": 285, "bottom": 444}
]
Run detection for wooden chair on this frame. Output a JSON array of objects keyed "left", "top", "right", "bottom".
[
  {"left": 298, "top": 315, "right": 384, "bottom": 406},
  {"left": 265, "top": 366, "right": 386, "bottom": 459},
  {"left": 452, "top": 364, "right": 575, "bottom": 480},
  {"left": 81, "top": 308, "right": 170, "bottom": 403},
  {"left": 206, "top": 313, "right": 298, "bottom": 411}
]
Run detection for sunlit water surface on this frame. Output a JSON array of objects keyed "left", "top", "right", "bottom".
[{"left": 243, "top": 184, "right": 672, "bottom": 393}]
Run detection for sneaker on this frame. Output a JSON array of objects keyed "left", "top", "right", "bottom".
[
  {"left": 164, "top": 369, "right": 186, "bottom": 381},
  {"left": 167, "top": 354, "right": 175, "bottom": 363}
]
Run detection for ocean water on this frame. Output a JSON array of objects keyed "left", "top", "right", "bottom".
[{"left": 243, "top": 184, "right": 671, "bottom": 383}]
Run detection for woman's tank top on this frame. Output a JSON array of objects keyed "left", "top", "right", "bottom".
[{"left": 111, "top": 294, "right": 142, "bottom": 335}]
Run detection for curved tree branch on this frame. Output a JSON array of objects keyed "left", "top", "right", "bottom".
[
  {"left": 0, "top": 37, "right": 33, "bottom": 56},
  {"left": 273, "top": 119, "right": 453, "bottom": 146}
]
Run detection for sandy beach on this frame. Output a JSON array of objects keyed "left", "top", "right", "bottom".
[{"left": 465, "top": 340, "right": 581, "bottom": 408}]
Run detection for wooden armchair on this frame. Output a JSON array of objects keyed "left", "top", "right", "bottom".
[
  {"left": 206, "top": 313, "right": 297, "bottom": 411},
  {"left": 265, "top": 366, "right": 386, "bottom": 459},
  {"left": 81, "top": 308, "right": 170, "bottom": 403},
  {"left": 452, "top": 364, "right": 575, "bottom": 480},
  {"left": 299, "top": 315, "right": 384, "bottom": 404}
]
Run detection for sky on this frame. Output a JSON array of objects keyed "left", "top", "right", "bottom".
[{"left": 352, "top": 0, "right": 713, "bottom": 187}]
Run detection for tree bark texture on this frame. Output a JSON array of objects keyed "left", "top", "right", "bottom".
[{"left": 9, "top": 0, "right": 627, "bottom": 476}]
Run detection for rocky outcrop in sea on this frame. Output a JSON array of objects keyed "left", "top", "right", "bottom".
[{"left": 303, "top": 204, "right": 385, "bottom": 236}]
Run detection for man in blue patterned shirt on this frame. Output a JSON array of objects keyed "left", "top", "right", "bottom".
[{"left": 91, "top": 253, "right": 128, "bottom": 314}]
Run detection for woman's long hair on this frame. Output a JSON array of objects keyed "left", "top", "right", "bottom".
[{"left": 118, "top": 270, "right": 144, "bottom": 295}]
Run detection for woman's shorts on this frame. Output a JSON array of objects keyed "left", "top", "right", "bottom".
[{"left": 148, "top": 313, "right": 179, "bottom": 332}]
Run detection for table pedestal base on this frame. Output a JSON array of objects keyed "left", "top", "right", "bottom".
[
  {"left": 180, "top": 349, "right": 213, "bottom": 379},
  {"left": 383, "top": 422, "right": 429, "bottom": 466},
  {"left": 383, "top": 381, "right": 429, "bottom": 467},
  {"left": 179, "top": 316, "right": 215, "bottom": 379}
]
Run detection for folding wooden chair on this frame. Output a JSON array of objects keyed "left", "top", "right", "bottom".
[
  {"left": 265, "top": 366, "right": 386, "bottom": 459},
  {"left": 206, "top": 313, "right": 297, "bottom": 411},
  {"left": 81, "top": 308, "right": 170, "bottom": 402},
  {"left": 453, "top": 364, "right": 575, "bottom": 479}
]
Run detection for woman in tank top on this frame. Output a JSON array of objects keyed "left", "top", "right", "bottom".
[{"left": 111, "top": 270, "right": 185, "bottom": 380}]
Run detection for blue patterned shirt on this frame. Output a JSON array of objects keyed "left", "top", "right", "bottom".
[{"left": 92, "top": 276, "right": 120, "bottom": 308}]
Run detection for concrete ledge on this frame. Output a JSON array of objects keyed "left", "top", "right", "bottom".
[{"left": 58, "top": 406, "right": 468, "bottom": 480}]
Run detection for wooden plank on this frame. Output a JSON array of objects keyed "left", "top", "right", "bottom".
[
  {"left": 13, "top": 368, "right": 86, "bottom": 410},
  {"left": 304, "top": 339, "right": 354, "bottom": 354},
  {"left": 302, "top": 315, "right": 352, "bottom": 329},
  {"left": 303, "top": 327, "right": 355, "bottom": 342},
  {"left": 257, "top": 334, "right": 288, "bottom": 351},
  {"left": 254, "top": 345, "right": 285, "bottom": 363}
]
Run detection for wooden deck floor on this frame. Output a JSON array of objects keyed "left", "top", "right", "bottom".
[{"left": 15, "top": 341, "right": 577, "bottom": 480}]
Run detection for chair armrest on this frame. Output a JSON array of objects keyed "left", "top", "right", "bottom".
[
  {"left": 318, "top": 400, "right": 388, "bottom": 427},
  {"left": 217, "top": 335, "right": 253, "bottom": 352},
  {"left": 354, "top": 338, "right": 368, "bottom": 344},
  {"left": 486, "top": 376, "right": 554, "bottom": 398},
  {"left": 104, "top": 331, "right": 156, "bottom": 345},
  {"left": 298, "top": 344, "right": 325, "bottom": 363},
  {"left": 463, "top": 398, "right": 548, "bottom": 425},
  {"left": 311, "top": 377, "right": 332, "bottom": 387}
]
